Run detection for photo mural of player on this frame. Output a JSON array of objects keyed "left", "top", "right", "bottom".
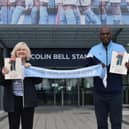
[{"left": 0, "top": 0, "right": 129, "bottom": 24}]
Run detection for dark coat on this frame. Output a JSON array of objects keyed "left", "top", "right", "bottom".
[{"left": 0, "top": 72, "right": 42, "bottom": 112}]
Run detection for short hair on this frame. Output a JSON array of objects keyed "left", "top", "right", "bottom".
[{"left": 11, "top": 42, "right": 31, "bottom": 61}]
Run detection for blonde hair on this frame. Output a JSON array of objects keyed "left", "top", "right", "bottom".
[{"left": 11, "top": 42, "right": 31, "bottom": 61}]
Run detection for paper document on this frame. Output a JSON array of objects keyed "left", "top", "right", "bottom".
[
  {"left": 4, "top": 58, "right": 23, "bottom": 80},
  {"left": 110, "top": 51, "right": 129, "bottom": 75}
]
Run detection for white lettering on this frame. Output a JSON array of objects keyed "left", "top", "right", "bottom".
[
  {"left": 53, "top": 54, "right": 70, "bottom": 60},
  {"left": 31, "top": 54, "right": 52, "bottom": 60},
  {"left": 31, "top": 53, "right": 87, "bottom": 60},
  {"left": 72, "top": 54, "right": 87, "bottom": 60}
]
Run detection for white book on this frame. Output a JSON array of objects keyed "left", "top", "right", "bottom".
[
  {"left": 9, "top": 0, "right": 16, "bottom": 3},
  {"left": 110, "top": 0, "right": 121, "bottom": 3},
  {"left": 4, "top": 58, "right": 23, "bottom": 80},
  {"left": 110, "top": 51, "right": 129, "bottom": 75}
]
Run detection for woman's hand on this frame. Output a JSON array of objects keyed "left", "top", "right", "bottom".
[
  {"left": 24, "top": 63, "right": 31, "bottom": 68},
  {"left": 2, "top": 67, "right": 9, "bottom": 75}
]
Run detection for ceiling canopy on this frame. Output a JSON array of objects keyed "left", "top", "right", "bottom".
[{"left": 0, "top": 25, "right": 129, "bottom": 49}]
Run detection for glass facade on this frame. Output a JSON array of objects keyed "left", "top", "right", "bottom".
[
  {"left": 35, "top": 77, "right": 129, "bottom": 106},
  {"left": 35, "top": 79, "right": 77, "bottom": 105},
  {"left": 123, "top": 75, "right": 129, "bottom": 105}
]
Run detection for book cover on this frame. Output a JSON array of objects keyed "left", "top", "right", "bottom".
[
  {"left": 4, "top": 58, "right": 23, "bottom": 80},
  {"left": 110, "top": 51, "right": 129, "bottom": 75}
]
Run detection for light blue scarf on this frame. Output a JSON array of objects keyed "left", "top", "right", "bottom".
[{"left": 24, "top": 64, "right": 107, "bottom": 87}]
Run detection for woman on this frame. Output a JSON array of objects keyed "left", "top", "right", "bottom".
[{"left": 0, "top": 42, "right": 42, "bottom": 129}]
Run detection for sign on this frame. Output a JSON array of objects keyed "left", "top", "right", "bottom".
[
  {"left": 31, "top": 48, "right": 89, "bottom": 68},
  {"left": 0, "top": 0, "right": 128, "bottom": 25}
]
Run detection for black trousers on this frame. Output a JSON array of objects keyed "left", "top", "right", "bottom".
[
  {"left": 8, "top": 96, "right": 34, "bottom": 129},
  {"left": 93, "top": 93, "right": 122, "bottom": 129}
]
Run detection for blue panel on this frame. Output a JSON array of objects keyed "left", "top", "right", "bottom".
[{"left": 0, "top": 0, "right": 129, "bottom": 25}]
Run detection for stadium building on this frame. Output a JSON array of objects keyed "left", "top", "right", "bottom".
[{"left": 0, "top": 0, "right": 129, "bottom": 109}]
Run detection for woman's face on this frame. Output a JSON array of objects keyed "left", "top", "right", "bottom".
[{"left": 15, "top": 47, "right": 28, "bottom": 60}]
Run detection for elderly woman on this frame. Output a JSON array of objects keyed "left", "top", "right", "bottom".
[{"left": 0, "top": 42, "right": 42, "bottom": 129}]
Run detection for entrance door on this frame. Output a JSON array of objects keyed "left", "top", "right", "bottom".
[
  {"left": 50, "top": 79, "right": 82, "bottom": 106},
  {"left": 35, "top": 79, "right": 82, "bottom": 106},
  {"left": 64, "top": 79, "right": 81, "bottom": 105}
]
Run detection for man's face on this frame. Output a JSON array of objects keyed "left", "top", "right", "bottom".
[{"left": 100, "top": 27, "right": 112, "bottom": 47}]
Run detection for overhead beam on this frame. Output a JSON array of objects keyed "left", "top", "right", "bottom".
[
  {"left": 112, "top": 28, "right": 123, "bottom": 42},
  {"left": 0, "top": 39, "right": 7, "bottom": 48}
]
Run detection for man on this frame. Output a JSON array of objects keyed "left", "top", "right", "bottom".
[
  {"left": 99, "top": 0, "right": 109, "bottom": 24},
  {"left": 87, "top": 27, "right": 129, "bottom": 129},
  {"left": 110, "top": 0, "right": 122, "bottom": 24},
  {"left": 39, "top": 0, "right": 49, "bottom": 24},
  {"left": 78, "top": 0, "right": 101, "bottom": 24},
  {"left": 11, "top": 0, "right": 25, "bottom": 24},
  {"left": 99, "top": 0, "right": 122, "bottom": 24},
  {"left": 0, "top": 0, "right": 15, "bottom": 24},
  {"left": 24, "top": 0, "right": 39, "bottom": 24},
  {"left": 56, "top": 0, "right": 80, "bottom": 24}
]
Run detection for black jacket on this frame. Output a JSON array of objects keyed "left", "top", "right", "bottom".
[
  {"left": 84, "top": 57, "right": 123, "bottom": 94},
  {"left": 0, "top": 72, "right": 42, "bottom": 112}
]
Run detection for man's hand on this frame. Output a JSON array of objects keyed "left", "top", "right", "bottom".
[{"left": 125, "top": 62, "right": 129, "bottom": 70}]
